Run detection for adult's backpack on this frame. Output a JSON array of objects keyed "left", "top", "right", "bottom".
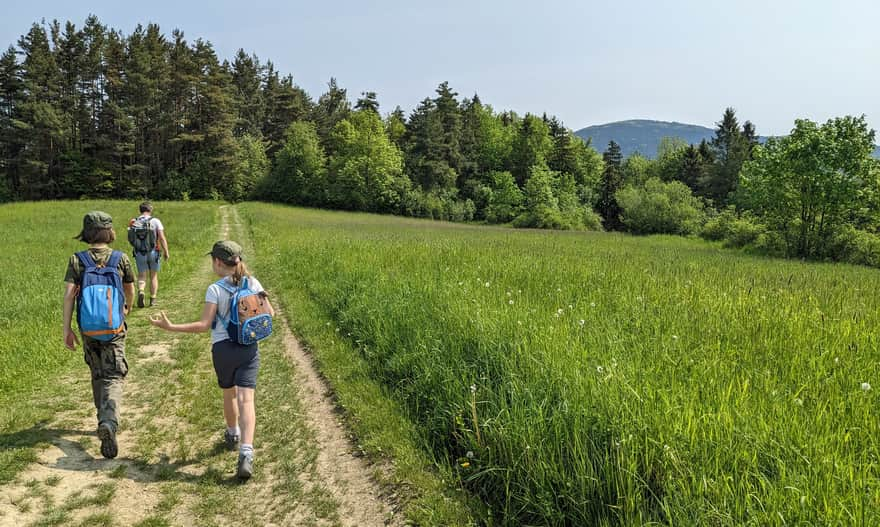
[
  {"left": 76, "top": 251, "right": 126, "bottom": 341},
  {"left": 127, "top": 215, "right": 157, "bottom": 255},
  {"left": 215, "top": 276, "right": 273, "bottom": 345}
]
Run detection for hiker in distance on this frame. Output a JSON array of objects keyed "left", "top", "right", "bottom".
[
  {"left": 128, "top": 201, "right": 169, "bottom": 308},
  {"left": 149, "top": 241, "right": 274, "bottom": 480},
  {"left": 62, "top": 211, "right": 135, "bottom": 459}
]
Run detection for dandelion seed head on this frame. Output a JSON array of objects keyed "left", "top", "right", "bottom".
[{"left": 466, "top": 451, "right": 474, "bottom": 459}]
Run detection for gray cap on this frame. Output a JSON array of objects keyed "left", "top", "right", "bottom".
[
  {"left": 207, "top": 240, "right": 243, "bottom": 262},
  {"left": 83, "top": 211, "right": 113, "bottom": 230}
]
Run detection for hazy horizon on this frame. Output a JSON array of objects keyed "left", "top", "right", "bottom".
[{"left": 2, "top": 0, "right": 878, "bottom": 136}]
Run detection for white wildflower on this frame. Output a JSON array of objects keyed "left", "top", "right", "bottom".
[
  {"left": 470, "top": 384, "right": 477, "bottom": 393},
  {"left": 596, "top": 366, "right": 604, "bottom": 374},
  {"left": 579, "top": 319, "right": 585, "bottom": 326},
  {"left": 485, "top": 281, "right": 491, "bottom": 288},
  {"left": 508, "top": 299, "right": 514, "bottom": 305},
  {"left": 590, "top": 302, "right": 596, "bottom": 308},
  {"left": 861, "top": 382, "right": 871, "bottom": 391}
]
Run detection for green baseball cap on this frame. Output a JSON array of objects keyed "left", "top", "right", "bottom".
[
  {"left": 83, "top": 210, "right": 114, "bottom": 230},
  {"left": 208, "top": 240, "right": 243, "bottom": 262}
]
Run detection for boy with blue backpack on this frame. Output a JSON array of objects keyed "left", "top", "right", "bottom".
[
  {"left": 149, "top": 240, "right": 273, "bottom": 480},
  {"left": 63, "top": 211, "right": 135, "bottom": 459}
]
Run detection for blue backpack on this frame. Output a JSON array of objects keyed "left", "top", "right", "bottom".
[
  {"left": 214, "top": 276, "right": 272, "bottom": 345},
  {"left": 76, "top": 250, "right": 126, "bottom": 341}
]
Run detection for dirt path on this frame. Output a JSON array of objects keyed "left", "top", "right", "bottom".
[
  {"left": 226, "top": 205, "right": 396, "bottom": 526},
  {"left": 0, "top": 205, "right": 395, "bottom": 527}
]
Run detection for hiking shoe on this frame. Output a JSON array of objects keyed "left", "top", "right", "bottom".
[
  {"left": 149, "top": 297, "right": 157, "bottom": 307},
  {"left": 224, "top": 430, "right": 240, "bottom": 451},
  {"left": 137, "top": 291, "right": 145, "bottom": 308},
  {"left": 97, "top": 422, "right": 118, "bottom": 459},
  {"left": 237, "top": 453, "right": 254, "bottom": 480}
]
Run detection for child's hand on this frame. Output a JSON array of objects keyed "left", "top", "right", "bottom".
[
  {"left": 63, "top": 328, "right": 79, "bottom": 350},
  {"left": 149, "top": 311, "right": 172, "bottom": 330}
]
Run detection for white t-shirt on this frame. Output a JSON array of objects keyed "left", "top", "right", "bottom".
[
  {"left": 141, "top": 215, "right": 164, "bottom": 232},
  {"left": 205, "top": 276, "right": 265, "bottom": 344}
]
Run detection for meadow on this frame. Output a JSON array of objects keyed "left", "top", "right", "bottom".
[
  {"left": 242, "top": 203, "right": 880, "bottom": 526},
  {"left": 2, "top": 200, "right": 879, "bottom": 526}
]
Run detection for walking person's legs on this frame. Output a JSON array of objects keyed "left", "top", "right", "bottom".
[
  {"left": 236, "top": 386, "right": 256, "bottom": 479},
  {"left": 84, "top": 336, "right": 127, "bottom": 459},
  {"left": 222, "top": 387, "right": 240, "bottom": 450}
]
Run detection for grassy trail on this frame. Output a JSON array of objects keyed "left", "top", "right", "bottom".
[{"left": 0, "top": 204, "right": 395, "bottom": 527}]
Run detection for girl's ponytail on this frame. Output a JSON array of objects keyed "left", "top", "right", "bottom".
[{"left": 231, "top": 259, "right": 249, "bottom": 286}]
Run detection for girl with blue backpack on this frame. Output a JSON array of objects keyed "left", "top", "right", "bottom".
[
  {"left": 63, "top": 211, "right": 136, "bottom": 459},
  {"left": 149, "top": 240, "right": 273, "bottom": 480}
]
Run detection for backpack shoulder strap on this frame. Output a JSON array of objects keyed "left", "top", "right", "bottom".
[
  {"left": 76, "top": 250, "right": 96, "bottom": 269},
  {"left": 214, "top": 278, "right": 237, "bottom": 294},
  {"left": 106, "top": 250, "right": 122, "bottom": 269}
]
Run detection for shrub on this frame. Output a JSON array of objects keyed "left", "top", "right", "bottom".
[
  {"left": 616, "top": 178, "right": 706, "bottom": 235},
  {"left": 828, "top": 226, "right": 880, "bottom": 267}
]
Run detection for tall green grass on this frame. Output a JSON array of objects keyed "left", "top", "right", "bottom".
[{"left": 243, "top": 203, "right": 880, "bottom": 526}]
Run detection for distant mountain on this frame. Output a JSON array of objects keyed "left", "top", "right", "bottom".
[
  {"left": 574, "top": 120, "right": 716, "bottom": 158},
  {"left": 575, "top": 119, "right": 880, "bottom": 159}
]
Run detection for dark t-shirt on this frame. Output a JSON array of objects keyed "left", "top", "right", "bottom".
[{"left": 64, "top": 246, "right": 136, "bottom": 285}]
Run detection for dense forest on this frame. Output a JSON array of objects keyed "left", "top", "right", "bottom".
[{"left": 1, "top": 17, "right": 878, "bottom": 265}]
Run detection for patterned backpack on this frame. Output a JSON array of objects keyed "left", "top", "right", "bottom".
[
  {"left": 215, "top": 276, "right": 272, "bottom": 345},
  {"left": 76, "top": 251, "right": 126, "bottom": 340}
]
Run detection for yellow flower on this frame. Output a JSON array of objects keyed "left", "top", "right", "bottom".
[{"left": 461, "top": 462, "right": 470, "bottom": 468}]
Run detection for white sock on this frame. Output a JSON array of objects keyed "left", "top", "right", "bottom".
[
  {"left": 227, "top": 426, "right": 240, "bottom": 437},
  {"left": 240, "top": 444, "right": 254, "bottom": 457}
]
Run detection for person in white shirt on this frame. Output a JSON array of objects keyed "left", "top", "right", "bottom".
[{"left": 129, "top": 201, "right": 169, "bottom": 307}]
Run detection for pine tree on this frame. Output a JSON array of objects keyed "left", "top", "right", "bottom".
[
  {"left": 231, "top": 49, "right": 265, "bottom": 137},
  {"left": 0, "top": 47, "right": 23, "bottom": 196},
  {"left": 433, "top": 81, "right": 463, "bottom": 185},
  {"left": 598, "top": 140, "right": 624, "bottom": 230},
  {"left": 703, "top": 107, "right": 749, "bottom": 205},
  {"left": 262, "top": 63, "right": 313, "bottom": 157},
  {"left": 312, "top": 77, "right": 350, "bottom": 151},
  {"left": 354, "top": 91, "right": 379, "bottom": 113},
  {"left": 17, "top": 22, "right": 65, "bottom": 198}
]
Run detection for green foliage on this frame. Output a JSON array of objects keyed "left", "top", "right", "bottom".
[
  {"left": 226, "top": 134, "right": 269, "bottom": 202},
  {"left": 616, "top": 178, "right": 706, "bottom": 235},
  {"left": 739, "top": 115, "right": 877, "bottom": 258},
  {"left": 484, "top": 170, "right": 523, "bottom": 223},
  {"left": 510, "top": 114, "right": 553, "bottom": 186},
  {"left": 261, "top": 121, "right": 326, "bottom": 206},
  {"left": 828, "top": 225, "right": 880, "bottom": 267},
  {"left": 327, "top": 111, "right": 410, "bottom": 213}
]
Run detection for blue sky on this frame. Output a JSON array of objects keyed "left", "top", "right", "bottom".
[{"left": 2, "top": 0, "right": 877, "bottom": 136}]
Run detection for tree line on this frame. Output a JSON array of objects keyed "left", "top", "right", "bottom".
[{"left": 2, "top": 17, "right": 878, "bottom": 266}]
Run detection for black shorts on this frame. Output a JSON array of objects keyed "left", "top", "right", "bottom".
[{"left": 211, "top": 340, "right": 259, "bottom": 389}]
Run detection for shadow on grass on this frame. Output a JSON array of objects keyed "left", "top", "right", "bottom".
[{"left": 0, "top": 421, "right": 244, "bottom": 486}]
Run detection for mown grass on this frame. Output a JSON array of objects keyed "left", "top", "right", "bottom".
[
  {"left": 242, "top": 203, "right": 880, "bottom": 526},
  {"left": 0, "top": 200, "right": 218, "bottom": 483}
]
